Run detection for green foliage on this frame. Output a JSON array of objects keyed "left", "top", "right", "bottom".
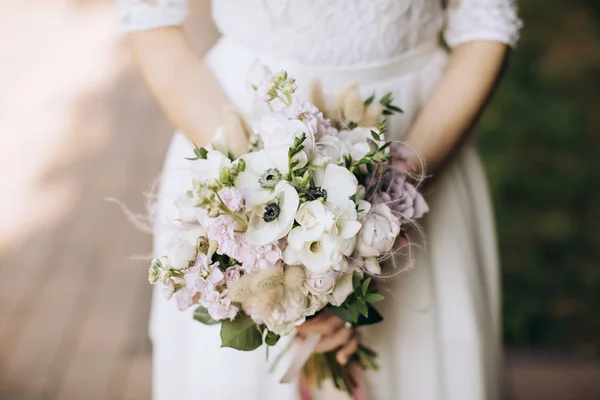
[
  {"left": 328, "top": 274, "right": 384, "bottom": 326},
  {"left": 264, "top": 329, "right": 280, "bottom": 346},
  {"left": 186, "top": 143, "right": 208, "bottom": 161},
  {"left": 220, "top": 314, "right": 263, "bottom": 351},
  {"left": 193, "top": 306, "right": 219, "bottom": 325},
  {"left": 478, "top": 1, "right": 600, "bottom": 353}
]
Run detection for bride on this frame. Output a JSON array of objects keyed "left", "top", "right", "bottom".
[{"left": 118, "top": 1, "right": 521, "bottom": 399}]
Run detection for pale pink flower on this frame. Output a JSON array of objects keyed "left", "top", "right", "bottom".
[
  {"left": 201, "top": 291, "right": 238, "bottom": 321},
  {"left": 204, "top": 215, "right": 237, "bottom": 256},
  {"left": 175, "top": 286, "right": 197, "bottom": 311},
  {"left": 160, "top": 279, "right": 175, "bottom": 301},
  {"left": 224, "top": 265, "right": 242, "bottom": 283},
  {"left": 239, "top": 242, "right": 282, "bottom": 273},
  {"left": 219, "top": 187, "right": 244, "bottom": 212},
  {"left": 284, "top": 101, "right": 336, "bottom": 137}
]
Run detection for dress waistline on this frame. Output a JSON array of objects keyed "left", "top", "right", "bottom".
[{"left": 209, "top": 36, "right": 444, "bottom": 88}]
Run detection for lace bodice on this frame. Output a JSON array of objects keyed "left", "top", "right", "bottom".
[{"left": 117, "top": 0, "right": 522, "bottom": 66}]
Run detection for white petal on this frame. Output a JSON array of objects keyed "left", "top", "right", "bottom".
[{"left": 321, "top": 164, "right": 358, "bottom": 205}]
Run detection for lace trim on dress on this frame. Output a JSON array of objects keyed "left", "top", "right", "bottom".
[
  {"left": 117, "top": 0, "right": 188, "bottom": 32},
  {"left": 444, "top": 0, "right": 523, "bottom": 48}
]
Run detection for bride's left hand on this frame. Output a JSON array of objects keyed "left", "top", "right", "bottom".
[{"left": 296, "top": 309, "right": 359, "bottom": 365}]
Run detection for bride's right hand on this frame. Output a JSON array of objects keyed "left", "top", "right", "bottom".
[{"left": 296, "top": 309, "right": 359, "bottom": 365}]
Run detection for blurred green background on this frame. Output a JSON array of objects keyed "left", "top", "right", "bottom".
[{"left": 478, "top": 0, "right": 600, "bottom": 354}]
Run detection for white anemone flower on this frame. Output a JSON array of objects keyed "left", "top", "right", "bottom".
[
  {"left": 235, "top": 149, "right": 288, "bottom": 208},
  {"left": 246, "top": 181, "right": 299, "bottom": 246},
  {"left": 312, "top": 164, "right": 359, "bottom": 207}
]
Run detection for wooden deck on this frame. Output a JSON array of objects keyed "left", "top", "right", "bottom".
[{"left": 0, "top": 1, "right": 599, "bottom": 399}]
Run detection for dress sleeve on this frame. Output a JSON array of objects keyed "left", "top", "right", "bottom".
[
  {"left": 117, "top": 0, "right": 188, "bottom": 33},
  {"left": 443, "top": 0, "right": 523, "bottom": 48}
]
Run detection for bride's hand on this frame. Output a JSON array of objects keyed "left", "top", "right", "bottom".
[{"left": 296, "top": 309, "right": 359, "bottom": 365}]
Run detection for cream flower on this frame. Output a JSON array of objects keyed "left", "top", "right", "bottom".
[
  {"left": 256, "top": 113, "right": 315, "bottom": 169},
  {"left": 283, "top": 232, "right": 342, "bottom": 274},
  {"left": 288, "top": 200, "right": 334, "bottom": 245},
  {"left": 327, "top": 203, "right": 362, "bottom": 256},
  {"left": 246, "top": 181, "right": 299, "bottom": 246},
  {"left": 356, "top": 203, "right": 401, "bottom": 257},
  {"left": 337, "top": 127, "right": 383, "bottom": 161}
]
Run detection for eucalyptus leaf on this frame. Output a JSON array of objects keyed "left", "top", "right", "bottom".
[{"left": 220, "top": 314, "right": 263, "bottom": 351}]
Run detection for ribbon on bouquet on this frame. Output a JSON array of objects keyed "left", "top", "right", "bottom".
[{"left": 269, "top": 333, "right": 322, "bottom": 383}]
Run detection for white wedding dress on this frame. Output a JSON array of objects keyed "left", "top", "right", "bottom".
[{"left": 117, "top": 1, "right": 521, "bottom": 399}]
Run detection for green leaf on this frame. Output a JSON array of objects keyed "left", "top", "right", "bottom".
[
  {"left": 357, "top": 299, "right": 369, "bottom": 317},
  {"left": 382, "top": 110, "right": 393, "bottom": 116},
  {"left": 354, "top": 304, "right": 383, "bottom": 326},
  {"left": 371, "top": 130, "right": 381, "bottom": 141},
  {"left": 264, "top": 330, "right": 280, "bottom": 346},
  {"left": 347, "top": 305, "right": 360, "bottom": 323},
  {"left": 352, "top": 273, "right": 361, "bottom": 291},
  {"left": 193, "top": 306, "right": 220, "bottom": 325},
  {"left": 365, "top": 293, "right": 385, "bottom": 303},
  {"left": 327, "top": 305, "right": 356, "bottom": 324},
  {"left": 387, "top": 104, "right": 404, "bottom": 113},
  {"left": 367, "top": 138, "right": 379, "bottom": 154},
  {"left": 363, "top": 94, "right": 375, "bottom": 106},
  {"left": 379, "top": 92, "right": 393, "bottom": 105},
  {"left": 220, "top": 314, "right": 263, "bottom": 351},
  {"left": 378, "top": 142, "right": 391, "bottom": 152},
  {"left": 362, "top": 278, "right": 371, "bottom": 296},
  {"left": 185, "top": 145, "right": 209, "bottom": 161}
]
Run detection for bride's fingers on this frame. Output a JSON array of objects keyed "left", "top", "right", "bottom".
[
  {"left": 315, "top": 325, "right": 353, "bottom": 353},
  {"left": 336, "top": 332, "right": 359, "bottom": 365},
  {"left": 297, "top": 313, "right": 344, "bottom": 336}
]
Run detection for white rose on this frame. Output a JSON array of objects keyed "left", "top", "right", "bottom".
[
  {"left": 312, "top": 135, "right": 348, "bottom": 166},
  {"left": 337, "top": 127, "right": 379, "bottom": 161},
  {"left": 256, "top": 114, "right": 315, "bottom": 167},
  {"left": 356, "top": 203, "right": 401, "bottom": 257},
  {"left": 305, "top": 270, "right": 337, "bottom": 297}
]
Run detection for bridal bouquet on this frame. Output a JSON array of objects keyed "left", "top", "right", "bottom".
[{"left": 148, "top": 65, "right": 428, "bottom": 394}]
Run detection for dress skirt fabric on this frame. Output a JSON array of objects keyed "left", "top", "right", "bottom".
[{"left": 150, "top": 37, "right": 501, "bottom": 400}]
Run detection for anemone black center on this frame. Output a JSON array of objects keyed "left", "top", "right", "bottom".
[
  {"left": 259, "top": 168, "right": 282, "bottom": 190},
  {"left": 308, "top": 186, "right": 328, "bottom": 201},
  {"left": 262, "top": 202, "right": 281, "bottom": 223}
]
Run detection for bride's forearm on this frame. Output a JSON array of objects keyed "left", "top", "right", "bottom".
[
  {"left": 128, "top": 27, "right": 230, "bottom": 145},
  {"left": 403, "top": 41, "right": 509, "bottom": 173}
]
